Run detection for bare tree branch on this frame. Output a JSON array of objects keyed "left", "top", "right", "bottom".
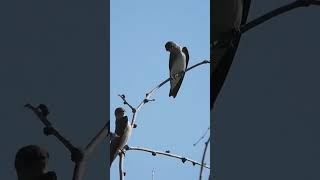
[
  {"left": 117, "top": 60, "right": 211, "bottom": 127},
  {"left": 118, "top": 94, "right": 135, "bottom": 113},
  {"left": 25, "top": 104, "right": 85, "bottom": 180},
  {"left": 199, "top": 137, "right": 210, "bottom": 180},
  {"left": 124, "top": 145, "right": 210, "bottom": 169},
  {"left": 241, "top": 0, "right": 319, "bottom": 33},
  {"left": 24, "top": 104, "right": 76, "bottom": 153},
  {"left": 119, "top": 153, "right": 125, "bottom": 180}
]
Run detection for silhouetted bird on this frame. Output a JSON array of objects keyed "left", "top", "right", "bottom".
[
  {"left": 165, "top": 41, "right": 189, "bottom": 98},
  {"left": 110, "top": 107, "right": 132, "bottom": 166},
  {"left": 15, "top": 145, "right": 57, "bottom": 180},
  {"left": 211, "top": 0, "right": 251, "bottom": 108}
]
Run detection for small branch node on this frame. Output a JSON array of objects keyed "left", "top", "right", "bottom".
[
  {"left": 203, "top": 60, "right": 210, "bottom": 64},
  {"left": 71, "top": 148, "right": 84, "bottom": 163},
  {"left": 144, "top": 98, "right": 155, "bottom": 103},
  {"left": 151, "top": 152, "right": 157, "bottom": 156},
  {"left": 43, "top": 126, "right": 55, "bottom": 136},
  {"left": 120, "top": 148, "right": 127, "bottom": 156},
  {"left": 181, "top": 157, "right": 187, "bottom": 163},
  {"left": 123, "top": 145, "right": 129, "bottom": 151}
]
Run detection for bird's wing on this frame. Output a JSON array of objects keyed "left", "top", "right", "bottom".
[
  {"left": 182, "top": 47, "right": 189, "bottom": 68},
  {"left": 169, "top": 73, "right": 185, "bottom": 98},
  {"left": 169, "top": 52, "right": 178, "bottom": 70}
]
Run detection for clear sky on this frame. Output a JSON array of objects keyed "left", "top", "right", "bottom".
[{"left": 110, "top": 0, "right": 210, "bottom": 179}]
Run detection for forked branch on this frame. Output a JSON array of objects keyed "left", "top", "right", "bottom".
[
  {"left": 25, "top": 103, "right": 111, "bottom": 180},
  {"left": 118, "top": 60, "right": 211, "bottom": 127}
]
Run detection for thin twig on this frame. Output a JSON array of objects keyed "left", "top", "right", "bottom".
[
  {"left": 125, "top": 146, "right": 210, "bottom": 169},
  {"left": 24, "top": 104, "right": 52, "bottom": 126},
  {"left": 241, "top": 0, "right": 318, "bottom": 33},
  {"left": 118, "top": 94, "right": 135, "bottom": 112},
  {"left": 199, "top": 137, "right": 210, "bottom": 180},
  {"left": 119, "top": 153, "right": 125, "bottom": 180},
  {"left": 24, "top": 104, "right": 76, "bottom": 152},
  {"left": 25, "top": 103, "right": 92, "bottom": 180},
  {"left": 193, "top": 127, "right": 210, "bottom": 146}
]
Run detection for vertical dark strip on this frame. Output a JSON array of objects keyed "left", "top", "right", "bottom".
[{"left": 105, "top": 0, "right": 111, "bottom": 179}]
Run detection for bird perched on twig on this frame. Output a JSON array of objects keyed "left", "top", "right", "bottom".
[
  {"left": 165, "top": 41, "right": 189, "bottom": 98},
  {"left": 110, "top": 107, "right": 132, "bottom": 166}
]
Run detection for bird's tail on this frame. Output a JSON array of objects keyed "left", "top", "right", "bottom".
[{"left": 169, "top": 89, "right": 177, "bottom": 98}]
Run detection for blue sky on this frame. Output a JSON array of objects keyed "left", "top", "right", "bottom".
[{"left": 110, "top": 0, "right": 210, "bottom": 179}]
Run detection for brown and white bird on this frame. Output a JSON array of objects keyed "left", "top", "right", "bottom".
[
  {"left": 110, "top": 107, "right": 132, "bottom": 166},
  {"left": 165, "top": 41, "right": 189, "bottom": 98}
]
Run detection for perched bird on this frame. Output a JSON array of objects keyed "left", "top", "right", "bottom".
[
  {"left": 165, "top": 41, "right": 189, "bottom": 98},
  {"left": 15, "top": 145, "right": 57, "bottom": 180},
  {"left": 38, "top": 104, "right": 50, "bottom": 117},
  {"left": 212, "top": 0, "right": 243, "bottom": 43},
  {"left": 211, "top": 0, "right": 251, "bottom": 108},
  {"left": 110, "top": 107, "right": 132, "bottom": 166}
]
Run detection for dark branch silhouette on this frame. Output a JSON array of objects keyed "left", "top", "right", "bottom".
[
  {"left": 241, "top": 0, "right": 320, "bottom": 33},
  {"left": 24, "top": 104, "right": 77, "bottom": 153},
  {"left": 25, "top": 103, "right": 110, "bottom": 180}
]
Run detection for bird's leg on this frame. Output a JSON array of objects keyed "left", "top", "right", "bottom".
[
  {"left": 175, "top": 73, "right": 180, "bottom": 79},
  {"left": 170, "top": 74, "right": 177, "bottom": 80},
  {"left": 170, "top": 71, "right": 185, "bottom": 80},
  {"left": 176, "top": 71, "right": 185, "bottom": 78}
]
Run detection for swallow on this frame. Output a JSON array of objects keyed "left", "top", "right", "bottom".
[
  {"left": 165, "top": 41, "right": 189, "bottom": 98},
  {"left": 110, "top": 107, "right": 132, "bottom": 166},
  {"left": 211, "top": 0, "right": 251, "bottom": 108}
]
